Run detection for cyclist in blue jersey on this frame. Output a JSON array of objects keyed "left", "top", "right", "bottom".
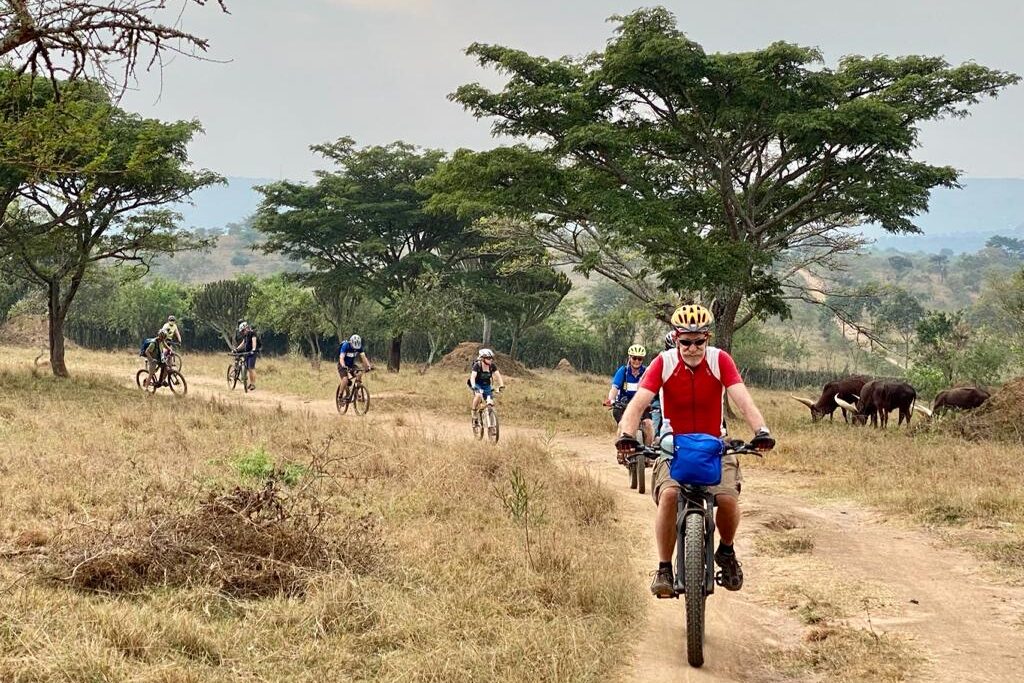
[
  {"left": 337, "top": 334, "right": 373, "bottom": 399},
  {"left": 605, "top": 344, "right": 654, "bottom": 450}
]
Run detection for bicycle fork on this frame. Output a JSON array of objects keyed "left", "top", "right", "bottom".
[{"left": 673, "top": 489, "right": 717, "bottom": 597}]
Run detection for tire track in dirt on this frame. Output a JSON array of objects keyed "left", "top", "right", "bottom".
[{"left": 48, "top": 355, "right": 1024, "bottom": 682}]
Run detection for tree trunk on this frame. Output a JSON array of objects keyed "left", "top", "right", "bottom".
[
  {"left": 387, "top": 333, "right": 403, "bottom": 373},
  {"left": 710, "top": 290, "right": 744, "bottom": 353},
  {"left": 47, "top": 283, "right": 69, "bottom": 378},
  {"left": 482, "top": 316, "right": 492, "bottom": 345},
  {"left": 509, "top": 327, "right": 519, "bottom": 361}
]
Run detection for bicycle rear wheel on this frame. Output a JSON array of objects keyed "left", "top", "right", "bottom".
[
  {"left": 227, "top": 363, "right": 239, "bottom": 390},
  {"left": 136, "top": 369, "right": 150, "bottom": 391},
  {"left": 167, "top": 371, "right": 188, "bottom": 396},
  {"left": 683, "top": 512, "right": 708, "bottom": 668},
  {"left": 486, "top": 407, "right": 500, "bottom": 443},
  {"left": 337, "top": 385, "right": 351, "bottom": 414},
  {"left": 636, "top": 454, "right": 646, "bottom": 495},
  {"left": 353, "top": 384, "right": 370, "bottom": 415}
]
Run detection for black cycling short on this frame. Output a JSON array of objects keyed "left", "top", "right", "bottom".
[
  {"left": 337, "top": 364, "right": 359, "bottom": 379},
  {"left": 612, "top": 400, "right": 653, "bottom": 424}
]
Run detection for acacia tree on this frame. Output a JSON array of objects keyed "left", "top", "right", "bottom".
[
  {"left": 427, "top": 7, "right": 1019, "bottom": 350},
  {"left": 191, "top": 279, "right": 252, "bottom": 349},
  {"left": 0, "top": 73, "right": 218, "bottom": 376},
  {"left": 0, "top": 0, "right": 228, "bottom": 92},
  {"left": 255, "top": 138, "right": 474, "bottom": 372}
]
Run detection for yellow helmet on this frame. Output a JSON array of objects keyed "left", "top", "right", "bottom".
[
  {"left": 671, "top": 304, "right": 713, "bottom": 333},
  {"left": 627, "top": 344, "right": 647, "bottom": 358}
]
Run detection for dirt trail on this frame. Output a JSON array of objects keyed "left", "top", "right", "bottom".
[{"left": 27, "top": 354, "right": 1024, "bottom": 682}]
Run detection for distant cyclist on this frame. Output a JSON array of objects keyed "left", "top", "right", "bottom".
[
  {"left": 605, "top": 344, "right": 654, "bottom": 449},
  {"left": 142, "top": 330, "right": 172, "bottom": 387},
  {"left": 159, "top": 315, "right": 182, "bottom": 344},
  {"left": 233, "top": 321, "right": 260, "bottom": 391},
  {"left": 469, "top": 348, "right": 505, "bottom": 428},
  {"left": 338, "top": 334, "right": 373, "bottom": 400}
]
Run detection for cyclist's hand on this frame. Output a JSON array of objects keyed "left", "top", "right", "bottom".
[
  {"left": 615, "top": 433, "right": 640, "bottom": 455},
  {"left": 602, "top": 398, "right": 612, "bottom": 408},
  {"left": 751, "top": 428, "right": 775, "bottom": 452}
]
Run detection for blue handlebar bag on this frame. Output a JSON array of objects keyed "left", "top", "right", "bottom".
[{"left": 670, "top": 433, "right": 725, "bottom": 486}]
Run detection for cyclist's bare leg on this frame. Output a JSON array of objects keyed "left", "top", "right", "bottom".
[
  {"left": 248, "top": 367, "right": 256, "bottom": 388},
  {"left": 338, "top": 372, "right": 350, "bottom": 396},
  {"left": 714, "top": 495, "right": 740, "bottom": 545},
  {"left": 640, "top": 418, "right": 654, "bottom": 447},
  {"left": 655, "top": 486, "right": 679, "bottom": 562}
]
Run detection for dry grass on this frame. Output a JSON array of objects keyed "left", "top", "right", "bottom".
[
  {"left": 755, "top": 530, "right": 815, "bottom": 557},
  {"left": 767, "top": 624, "right": 923, "bottom": 682},
  {"left": 0, "top": 362, "right": 641, "bottom": 681}
]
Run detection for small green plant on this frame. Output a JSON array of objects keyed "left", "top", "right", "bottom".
[
  {"left": 233, "top": 446, "right": 306, "bottom": 486},
  {"left": 494, "top": 467, "right": 546, "bottom": 569}
]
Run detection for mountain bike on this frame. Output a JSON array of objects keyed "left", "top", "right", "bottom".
[
  {"left": 609, "top": 400, "right": 650, "bottom": 494},
  {"left": 227, "top": 352, "right": 253, "bottom": 393},
  {"left": 620, "top": 438, "right": 771, "bottom": 668},
  {"left": 135, "top": 358, "right": 187, "bottom": 396},
  {"left": 166, "top": 340, "right": 183, "bottom": 372},
  {"left": 472, "top": 387, "right": 501, "bottom": 442},
  {"left": 336, "top": 367, "right": 372, "bottom": 415}
]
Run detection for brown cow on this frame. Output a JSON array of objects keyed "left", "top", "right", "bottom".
[
  {"left": 791, "top": 375, "right": 871, "bottom": 423},
  {"left": 835, "top": 380, "right": 929, "bottom": 428},
  {"left": 933, "top": 387, "right": 990, "bottom": 415}
]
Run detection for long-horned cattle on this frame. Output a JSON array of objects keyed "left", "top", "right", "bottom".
[
  {"left": 791, "top": 375, "right": 871, "bottom": 423},
  {"left": 933, "top": 386, "right": 990, "bottom": 415},
  {"left": 835, "top": 379, "right": 931, "bottom": 428}
]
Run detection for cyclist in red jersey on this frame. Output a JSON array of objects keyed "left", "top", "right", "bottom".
[{"left": 616, "top": 304, "right": 774, "bottom": 597}]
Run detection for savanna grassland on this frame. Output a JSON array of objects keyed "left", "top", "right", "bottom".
[
  {"left": 0, "top": 349, "right": 642, "bottom": 682},
  {"left": 2, "top": 345, "right": 1024, "bottom": 681}
]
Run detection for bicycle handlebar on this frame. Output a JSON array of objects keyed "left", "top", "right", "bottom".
[{"left": 616, "top": 436, "right": 772, "bottom": 458}]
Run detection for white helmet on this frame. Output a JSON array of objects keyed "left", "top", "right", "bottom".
[
  {"left": 349, "top": 334, "right": 363, "bottom": 350},
  {"left": 237, "top": 321, "right": 248, "bottom": 333},
  {"left": 664, "top": 331, "right": 676, "bottom": 350},
  {"left": 478, "top": 348, "right": 495, "bottom": 359}
]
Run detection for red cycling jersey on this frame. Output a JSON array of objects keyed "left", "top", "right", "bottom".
[{"left": 639, "top": 347, "right": 743, "bottom": 436}]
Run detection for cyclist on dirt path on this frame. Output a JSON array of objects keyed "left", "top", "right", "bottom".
[
  {"left": 337, "top": 334, "right": 373, "bottom": 401},
  {"left": 469, "top": 348, "right": 505, "bottom": 429},
  {"left": 142, "top": 330, "right": 172, "bottom": 387},
  {"left": 616, "top": 304, "right": 775, "bottom": 598},
  {"left": 234, "top": 321, "right": 260, "bottom": 391},
  {"left": 605, "top": 344, "right": 655, "bottom": 447},
  {"left": 159, "top": 315, "right": 182, "bottom": 344}
]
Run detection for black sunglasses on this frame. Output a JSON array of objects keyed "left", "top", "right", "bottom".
[
  {"left": 677, "top": 338, "right": 707, "bottom": 348},
  {"left": 629, "top": 355, "right": 645, "bottom": 361}
]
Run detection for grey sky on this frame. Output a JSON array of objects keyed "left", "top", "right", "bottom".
[{"left": 122, "top": 0, "right": 1024, "bottom": 181}]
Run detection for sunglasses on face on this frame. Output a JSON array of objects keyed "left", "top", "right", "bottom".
[
  {"left": 677, "top": 338, "right": 707, "bottom": 348},
  {"left": 629, "top": 355, "right": 644, "bottom": 361}
]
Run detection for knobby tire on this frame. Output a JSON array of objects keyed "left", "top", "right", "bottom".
[
  {"left": 167, "top": 371, "right": 187, "bottom": 396},
  {"left": 486, "top": 406, "right": 500, "bottom": 443},
  {"left": 227, "top": 364, "right": 239, "bottom": 390},
  {"left": 353, "top": 384, "right": 370, "bottom": 415},
  {"left": 636, "top": 453, "right": 646, "bottom": 495},
  {"left": 683, "top": 512, "right": 707, "bottom": 668},
  {"left": 337, "top": 385, "right": 351, "bottom": 415}
]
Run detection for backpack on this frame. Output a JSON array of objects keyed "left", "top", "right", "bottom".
[{"left": 139, "top": 338, "right": 154, "bottom": 356}]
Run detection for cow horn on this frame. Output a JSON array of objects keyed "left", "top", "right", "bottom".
[
  {"left": 791, "top": 396, "right": 816, "bottom": 409},
  {"left": 913, "top": 404, "right": 933, "bottom": 418},
  {"left": 834, "top": 396, "right": 858, "bottom": 412}
]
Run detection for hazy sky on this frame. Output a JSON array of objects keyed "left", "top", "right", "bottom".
[{"left": 122, "top": 0, "right": 1024, "bottom": 181}]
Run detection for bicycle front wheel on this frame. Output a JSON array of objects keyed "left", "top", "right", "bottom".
[
  {"left": 167, "top": 371, "right": 188, "bottom": 396},
  {"left": 683, "top": 512, "right": 708, "bottom": 668},
  {"left": 636, "top": 454, "right": 646, "bottom": 495},
  {"left": 353, "top": 384, "right": 370, "bottom": 415},
  {"left": 486, "top": 407, "right": 500, "bottom": 443},
  {"left": 227, "top": 363, "right": 238, "bottom": 390},
  {"left": 337, "top": 385, "right": 350, "bottom": 414},
  {"left": 168, "top": 354, "right": 182, "bottom": 372}
]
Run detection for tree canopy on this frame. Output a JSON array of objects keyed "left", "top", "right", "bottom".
[
  {"left": 427, "top": 7, "right": 1019, "bottom": 349},
  {"left": 0, "top": 70, "right": 219, "bottom": 375},
  {"left": 254, "top": 138, "right": 475, "bottom": 371}
]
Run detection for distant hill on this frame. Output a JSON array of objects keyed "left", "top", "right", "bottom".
[
  {"left": 861, "top": 178, "right": 1024, "bottom": 253},
  {"left": 174, "top": 176, "right": 274, "bottom": 231}
]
